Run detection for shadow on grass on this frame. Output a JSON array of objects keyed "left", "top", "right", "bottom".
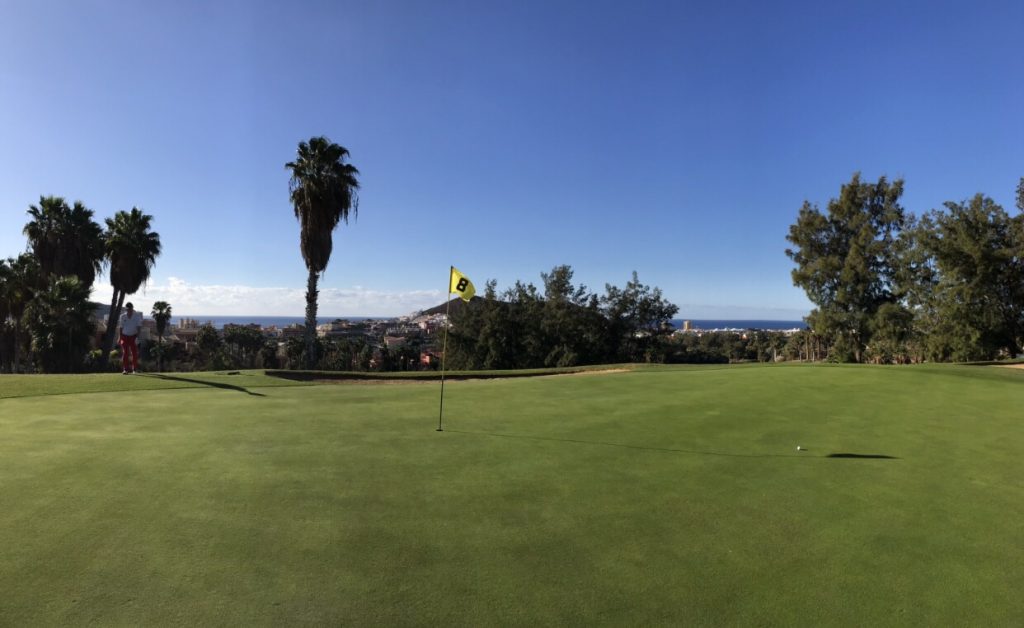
[
  {"left": 139, "top": 373, "right": 266, "bottom": 397},
  {"left": 826, "top": 453, "right": 899, "bottom": 459},
  {"left": 445, "top": 430, "right": 901, "bottom": 460}
]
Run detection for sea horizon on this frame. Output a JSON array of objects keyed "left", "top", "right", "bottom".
[{"left": 171, "top": 315, "right": 808, "bottom": 331}]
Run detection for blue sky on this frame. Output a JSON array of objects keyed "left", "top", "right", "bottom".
[{"left": 2, "top": 0, "right": 1021, "bottom": 318}]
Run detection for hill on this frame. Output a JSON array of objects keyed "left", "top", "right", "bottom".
[{"left": 421, "top": 295, "right": 483, "bottom": 316}]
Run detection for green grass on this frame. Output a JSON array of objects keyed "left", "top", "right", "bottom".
[
  {"left": 1, "top": 364, "right": 1023, "bottom": 625},
  {"left": 264, "top": 363, "right": 639, "bottom": 381},
  {"left": 0, "top": 370, "right": 309, "bottom": 400}
]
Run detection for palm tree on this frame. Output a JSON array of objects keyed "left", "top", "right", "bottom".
[
  {"left": 24, "top": 276, "right": 95, "bottom": 373},
  {"left": 285, "top": 136, "right": 360, "bottom": 369},
  {"left": 0, "top": 259, "right": 11, "bottom": 371},
  {"left": 23, "top": 196, "right": 105, "bottom": 289},
  {"left": 1, "top": 254, "right": 41, "bottom": 372},
  {"left": 151, "top": 300, "right": 172, "bottom": 372},
  {"left": 99, "top": 208, "right": 162, "bottom": 366}
]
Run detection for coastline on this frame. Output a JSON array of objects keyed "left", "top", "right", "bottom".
[{"left": 170, "top": 315, "right": 808, "bottom": 331}]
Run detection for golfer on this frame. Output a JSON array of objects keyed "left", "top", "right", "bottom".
[{"left": 119, "top": 302, "right": 144, "bottom": 374}]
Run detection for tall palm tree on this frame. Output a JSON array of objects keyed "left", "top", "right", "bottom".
[
  {"left": 99, "top": 208, "right": 162, "bottom": 366},
  {"left": 285, "top": 136, "right": 360, "bottom": 369},
  {"left": 151, "top": 300, "right": 172, "bottom": 372},
  {"left": 23, "top": 196, "right": 105, "bottom": 289}
]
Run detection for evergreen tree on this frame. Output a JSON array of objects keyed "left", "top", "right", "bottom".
[
  {"left": 786, "top": 173, "right": 907, "bottom": 362},
  {"left": 913, "top": 194, "right": 1024, "bottom": 360},
  {"left": 448, "top": 266, "right": 678, "bottom": 369},
  {"left": 601, "top": 271, "right": 678, "bottom": 362}
]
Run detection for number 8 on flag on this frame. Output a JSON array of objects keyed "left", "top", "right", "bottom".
[{"left": 449, "top": 267, "right": 476, "bottom": 302}]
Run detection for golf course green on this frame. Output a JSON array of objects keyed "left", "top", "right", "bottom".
[{"left": 1, "top": 364, "right": 1022, "bottom": 625}]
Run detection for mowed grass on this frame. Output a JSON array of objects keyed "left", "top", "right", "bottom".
[
  {"left": 0, "top": 370, "right": 309, "bottom": 400},
  {"left": 1, "top": 364, "right": 1023, "bottom": 625}
]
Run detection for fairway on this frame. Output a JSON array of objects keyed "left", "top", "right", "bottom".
[{"left": 2, "top": 365, "right": 1023, "bottom": 625}]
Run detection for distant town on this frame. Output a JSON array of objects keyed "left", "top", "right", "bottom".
[
  {"left": 112, "top": 312, "right": 805, "bottom": 349},
  {"left": 88, "top": 305, "right": 808, "bottom": 372}
]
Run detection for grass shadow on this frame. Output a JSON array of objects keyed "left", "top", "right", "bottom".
[
  {"left": 140, "top": 373, "right": 266, "bottom": 397},
  {"left": 445, "top": 431, "right": 903, "bottom": 460},
  {"left": 826, "top": 453, "right": 899, "bottom": 459}
]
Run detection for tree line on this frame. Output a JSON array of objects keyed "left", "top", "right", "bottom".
[
  {"left": 150, "top": 325, "right": 402, "bottom": 373},
  {"left": 446, "top": 265, "right": 679, "bottom": 369},
  {"left": 8, "top": 148, "right": 1018, "bottom": 371},
  {"left": 0, "top": 134, "right": 358, "bottom": 374},
  {"left": 1, "top": 197, "right": 161, "bottom": 373},
  {"left": 786, "top": 173, "right": 1024, "bottom": 363}
]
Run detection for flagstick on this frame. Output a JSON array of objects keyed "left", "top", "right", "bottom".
[{"left": 437, "top": 267, "right": 453, "bottom": 432}]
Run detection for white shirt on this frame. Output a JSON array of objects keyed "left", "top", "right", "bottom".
[{"left": 120, "top": 310, "right": 143, "bottom": 336}]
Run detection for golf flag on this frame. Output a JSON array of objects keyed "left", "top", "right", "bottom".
[
  {"left": 449, "top": 266, "right": 476, "bottom": 302},
  {"left": 438, "top": 265, "right": 474, "bottom": 432}
]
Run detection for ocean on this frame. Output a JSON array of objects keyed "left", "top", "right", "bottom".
[
  {"left": 175, "top": 315, "right": 806, "bottom": 331},
  {"left": 672, "top": 319, "right": 807, "bottom": 331},
  {"left": 173, "top": 316, "right": 380, "bottom": 329}
]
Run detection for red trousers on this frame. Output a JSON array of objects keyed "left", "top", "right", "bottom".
[{"left": 119, "top": 334, "right": 139, "bottom": 371}]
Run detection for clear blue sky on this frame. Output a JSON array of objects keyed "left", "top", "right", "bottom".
[{"left": 2, "top": 0, "right": 1021, "bottom": 318}]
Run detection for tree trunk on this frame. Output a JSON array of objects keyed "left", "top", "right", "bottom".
[
  {"left": 13, "top": 319, "right": 22, "bottom": 373},
  {"left": 158, "top": 334, "right": 164, "bottom": 372},
  {"left": 100, "top": 290, "right": 124, "bottom": 368},
  {"left": 305, "top": 270, "right": 319, "bottom": 370}
]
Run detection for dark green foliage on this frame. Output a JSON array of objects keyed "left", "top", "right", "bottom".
[
  {"left": 865, "top": 302, "right": 917, "bottom": 364},
  {"left": 151, "top": 302, "right": 172, "bottom": 340},
  {"left": 284, "top": 337, "right": 308, "bottom": 369},
  {"left": 602, "top": 271, "right": 680, "bottom": 363},
  {"left": 317, "top": 338, "right": 354, "bottom": 371},
  {"left": 0, "top": 254, "right": 41, "bottom": 372},
  {"left": 789, "top": 176, "right": 1024, "bottom": 363},
  {"left": 284, "top": 336, "right": 335, "bottom": 368},
  {"left": 786, "top": 173, "right": 907, "bottom": 362},
  {"left": 662, "top": 330, "right": 796, "bottom": 364},
  {"left": 663, "top": 333, "right": 730, "bottom": 363},
  {"left": 447, "top": 266, "right": 677, "bottom": 369},
  {"left": 23, "top": 196, "right": 105, "bottom": 290},
  {"left": 380, "top": 338, "right": 422, "bottom": 372},
  {"left": 6, "top": 198, "right": 166, "bottom": 372},
  {"left": 143, "top": 341, "right": 181, "bottom": 371},
  {"left": 151, "top": 301, "right": 172, "bottom": 372},
  {"left": 190, "top": 325, "right": 236, "bottom": 371},
  {"left": 24, "top": 276, "right": 95, "bottom": 373},
  {"left": 223, "top": 326, "right": 266, "bottom": 368},
  {"left": 259, "top": 341, "right": 280, "bottom": 369},
  {"left": 104, "top": 208, "right": 162, "bottom": 298},
  {"left": 910, "top": 195, "right": 1024, "bottom": 360},
  {"left": 196, "top": 324, "right": 221, "bottom": 355}
]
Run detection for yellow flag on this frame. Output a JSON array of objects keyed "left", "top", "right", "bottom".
[{"left": 449, "top": 266, "right": 476, "bottom": 302}]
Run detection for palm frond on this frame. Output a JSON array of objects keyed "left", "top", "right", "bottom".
[{"left": 286, "top": 136, "right": 360, "bottom": 274}]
